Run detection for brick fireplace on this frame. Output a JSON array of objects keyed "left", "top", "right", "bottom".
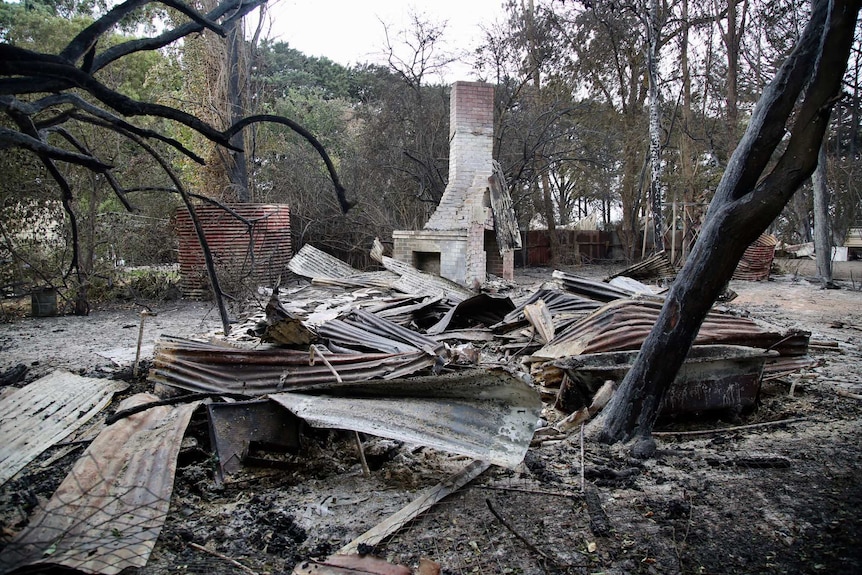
[{"left": 392, "top": 81, "right": 516, "bottom": 287}]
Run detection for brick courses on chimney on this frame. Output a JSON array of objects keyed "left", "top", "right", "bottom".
[{"left": 392, "top": 81, "right": 514, "bottom": 286}]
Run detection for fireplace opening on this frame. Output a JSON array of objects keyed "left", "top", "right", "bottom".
[{"left": 412, "top": 251, "right": 441, "bottom": 275}]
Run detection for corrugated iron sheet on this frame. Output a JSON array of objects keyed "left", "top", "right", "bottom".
[
  {"left": 607, "top": 251, "right": 676, "bottom": 281},
  {"left": 497, "top": 289, "right": 601, "bottom": 329},
  {"left": 0, "top": 370, "right": 127, "bottom": 487},
  {"left": 377, "top": 253, "right": 473, "bottom": 303},
  {"left": 270, "top": 369, "right": 542, "bottom": 469},
  {"left": 175, "top": 203, "right": 291, "bottom": 298},
  {"left": 733, "top": 234, "right": 778, "bottom": 281},
  {"left": 288, "top": 243, "right": 364, "bottom": 280},
  {"left": 0, "top": 393, "right": 199, "bottom": 575},
  {"left": 531, "top": 298, "right": 810, "bottom": 360},
  {"left": 317, "top": 309, "right": 445, "bottom": 356},
  {"left": 552, "top": 270, "right": 634, "bottom": 302},
  {"left": 149, "top": 336, "right": 439, "bottom": 395}
]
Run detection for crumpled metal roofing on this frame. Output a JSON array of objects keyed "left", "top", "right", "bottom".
[
  {"left": 607, "top": 251, "right": 676, "bottom": 281},
  {"left": 426, "top": 293, "right": 515, "bottom": 335},
  {"left": 0, "top": 393, "right": 199, "bottom": 575},
  {"left": 373, "top": 249, "right": 474, "bottom": 303},
  {"left": 530, "top": 298, "right": 810, "bottom": 360},
  {"left": 0, "top": 370, "right": 127, "bottom": 487},
  {"left": 288, "top": 243, "right": 363, "bottom": 279},
  {"left": 317, "top": 308, "right": 445, "bottom": 355},
  {"left": 149, "top": 336, "right": 440, "bottom": 395},
  {"left": 733, "top": 234, "right": 778, "bottom": 281},
  {"left": 552, "top": 270, "right": 634, "bottom": 302},
  {"left": 497, "top": 289, "right": 601, "bottom": 328},
  {"left": 270, "top": 369, "right": 542, "bottom": 469}
]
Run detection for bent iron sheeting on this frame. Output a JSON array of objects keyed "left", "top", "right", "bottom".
[
  {"left": 149, "top": 335, "right": 441, "bottom": 395},
  {"left": 270, "top": 369, "right": 542, "bottom": 469},
  {"left": 0, "top": 370, "right": 127, "bottom": 487},
  {"left": 0, "top": 393, "right": 200, "bottom": 575}
]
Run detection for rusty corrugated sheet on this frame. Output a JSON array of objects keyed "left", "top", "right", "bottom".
[
  {"left": 531, "top": 298, "right": 810, "bottom": 360},
  {"left": 149, "top": 336, "right": 439, "bottom": 395},
  {"left": 175, "top": 203, "right": 291, "bottom": 298},
  {"left": 0, "top": 370, "right": 127, "bottom": 487},
  {"left": 0, "top": 393, "right": 199, "bottom": 575},
  {"left": 270, "top": 369, "right": 542, "bottom": 469},
  {"left": 733, "top": 234, "right": 778, "bottom": 281},
  {"left": 552, "top": 270, "right": 634, "bottom": 302}
]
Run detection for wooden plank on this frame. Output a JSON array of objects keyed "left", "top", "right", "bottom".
[{"left": 338, "top": 460, "right": 491, "bottom": 555}]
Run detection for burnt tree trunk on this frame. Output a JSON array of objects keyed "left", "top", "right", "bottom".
[
  {"left": 813, "top": 142, "right": 836, "bottom": 288},
  {"left": 593, "top": 0, "right": 860, "bottom": 450}
]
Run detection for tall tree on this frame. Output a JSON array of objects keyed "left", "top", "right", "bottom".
[{"left": 593, "top": 0, "right": 861, "bottom": 452}]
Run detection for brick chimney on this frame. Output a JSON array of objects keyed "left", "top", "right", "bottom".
[{"left": 392, "top": 81, "right": 514, "bottom": 287}]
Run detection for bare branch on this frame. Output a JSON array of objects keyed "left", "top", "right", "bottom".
[
  {"left": 0, "top": 127, "right": 112, "bottom": 170},
  {"left": 226, "top": 114, "right": 354, "bottom": 212}
]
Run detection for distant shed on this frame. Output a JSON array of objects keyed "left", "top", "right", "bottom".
[{"left": 174, "top": 204, "right": 291, "bottom": 299}]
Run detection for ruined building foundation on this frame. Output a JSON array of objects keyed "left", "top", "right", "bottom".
[{"left": 392, "top": 81, "right": 517, "bottom": 287}]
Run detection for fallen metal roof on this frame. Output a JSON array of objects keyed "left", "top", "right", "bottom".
[
  {"left": 607, "top": 251, "right": 676, "bottom": 281},
  {"left": 317, "top": 308, "right": 445, "bottom": 356},
  {"left": 497, "top": 289, "right": 601, "bottom": 328},
  {"left": 0, "top": 393, "right": 199, "bottom": 575},
  {"left": 530, "top": 298, "right": 810, "bottom": 360},
  {"left": 288, "top": 243, "right": 363, "bottom": 279},
  {"left": 149, "top": 336, "right": 440, "bottom": 395},
  {"left": 270, "top": 369, "right": 542, "bottom": 469},
  {"left": 552, "top": 270, "right": 634, "bottom": 302},
  {"left": 0, "top": 370, "right": 127, "bottom": 487},
  {"left": 425, "top": 293, "right": 515, "bottom": 335}
]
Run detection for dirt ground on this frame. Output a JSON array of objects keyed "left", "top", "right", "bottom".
[{"left": 0, "top": 259, "right": 861, "bottom": 575}]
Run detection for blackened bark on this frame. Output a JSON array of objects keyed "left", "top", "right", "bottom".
[
  {"left": 812, "top": 143, "right": 835, "bottom": 288},
  {"left": 594, "top": 0, "right": 861, "bottom": 448}
]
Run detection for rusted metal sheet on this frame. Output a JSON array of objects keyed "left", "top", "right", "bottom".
[
  {"left": 607, "top": 251, "right": 676, "bottom": 282},
  {"left": 0, "top": 370, "right": 127, "bottom": 487},
  {"left": 0, "top": 393, "right": 199, "bottom": 575},
  {"left": 175, "top": 203, "right": 291, "bottom": 299},
  {"left": 552, "top": 270, "right": 633, "bottom": 302},
  {"left": 733, "top": 234, "right": 778, "bottom": 281},
  {"left": 553, "top": 345, "right": 776, "bottom": 416},
  {"left": 531, "top": 298, "right": 810, "bottom": 361},
  {"left": 207, "top": 400, "right": 302, "bottom": 481},
  {"left": 317, "top": 309, "right": 445, "bottom": 356},
  {"left": 149, "top": 336, "right": 440, "bottom": 395},
  {"left": 270, "top": 369, "right": 542, "bottom": 469}
]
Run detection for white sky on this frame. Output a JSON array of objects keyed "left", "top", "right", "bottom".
[{"left": 264, "top": 0, "right": 508, "bottom": 82}]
